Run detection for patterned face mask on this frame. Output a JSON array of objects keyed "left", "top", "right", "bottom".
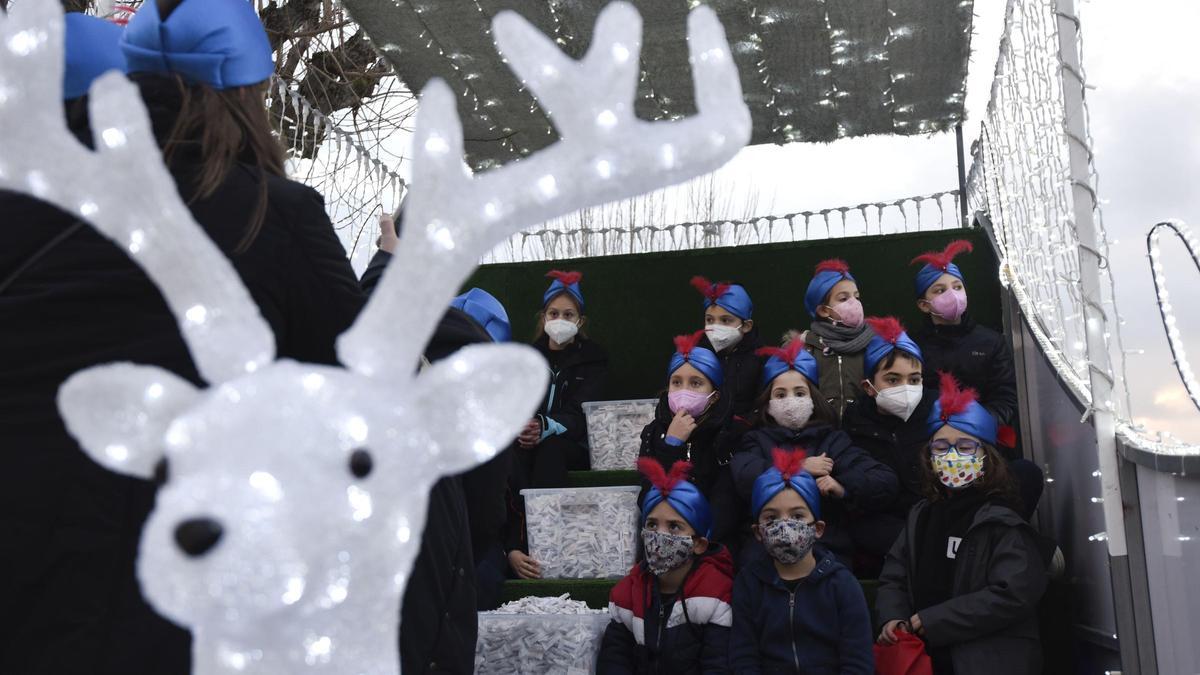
[
  {"left": 932, "top": 449, "right": 985, "bottom": 489},
  {"left": 759, "top": 518, "right": 817, "bottom": 565},
  {"left": 641, "top": 529, "right": 695, "bottom": 576}
]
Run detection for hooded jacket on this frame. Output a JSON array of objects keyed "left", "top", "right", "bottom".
[
  {"left": 840, "top": 389, "right": 938, "bottom": 518},
  {"left": 730, "top": 549, "right": 874, "bottom": 674},
  {"left": 598, "top": 546, "right": 734, "bottom": 674},
  {"left": 700, "top": 328, "right": 765, "bottom": 422},
  {"left": 532, "top": 333, "right": 608, "bottom": 443},
  {"left": 913, "top": 314, "right": 1018, "bottom": 428},
  {"left": 640, "top": 391, "right": 736, "bottom": 496},
  {"left": 875, "top": 500, "right": 1047, "bottom": 675},
  {"left": 733, "top": 425, "right": 898, "bottom": 560}
]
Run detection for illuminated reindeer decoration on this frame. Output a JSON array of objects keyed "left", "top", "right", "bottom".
[{"left": 0, "top": 1, "right": 750, "bottom": 672}]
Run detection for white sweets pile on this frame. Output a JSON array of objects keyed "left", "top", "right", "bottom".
[
  {"left": 476, "top": 595, "right": 610, "bottom": 675},
  {"left": 522, "top": 486, "right": 641, "bottom": 579},
  {"left": 583, "top": 399, "right": 658, "bottom": 470}
]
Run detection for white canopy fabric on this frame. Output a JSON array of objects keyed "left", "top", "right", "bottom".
[{"left": 342, "top": 0, "right": 975, "bottom": 169}]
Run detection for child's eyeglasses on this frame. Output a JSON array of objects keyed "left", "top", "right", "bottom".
[{"left": 928, "top": 438, "right": 981, "bottom": 456}]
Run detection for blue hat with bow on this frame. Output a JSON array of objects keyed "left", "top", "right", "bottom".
[
  {"left": 542, "top": 269, "right": 584, "bottom": 310},
  {"left": 450, "top": 288, "right": 511, "bottom": 343},
  {"left": 638, "top": 459, "right": 713, "bottom": 538},
  {"left": 926, "top": 372, "right": 998, "bottom": 445},
  {"left": 64, "top": 13, "right": 127, "bottom": 100},
  {"left": 690, "top": 276, "right": 753, "bottom": 321},
  {"left": 911, "top": 240, "right": 973, "bottom": 297},
  {"left": 751, "top": 448, "right": 822, "bottom": 519},
  {"left": 122, "top": 0, "right": 275, "bottom": 90},
  {"left": 863, "top": 316, "right": 923, "bottom": 377},
  {"left": 667, "top": 331, "right": 724, "bottom": 388},
  {"left": 757, "top": 340, "right": 819, "bottom": 390},
  {"left": 804, "top": 259, "right": 855, "bottom": 318}
]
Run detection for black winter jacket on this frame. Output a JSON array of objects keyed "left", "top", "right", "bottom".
[
  {"left": 700, "top": 328, "right": 765, "bottom": 421},
  {"left": 639, "top": 392, "right": 736, "bottom": 496},
  {"left": 730, "top": 550, "right": 874, "bottom": 674},
  {"left": 0, "top": 80, "right": 366, "bottom": 674},
  {"left": 732, "top": 425, "right": 898, "bottom": 559},
  {"left": 532, "top": 334, "right": 608, "bottom": 443},
  {"left": 875, "top": 500, "right": 1047, "bottom": 675},
  {"left": 840, "top": 389, "right": 938, "bottom": 518},
  {"left": 914, "top": 314, "right": 1018, "bottom": 427}
]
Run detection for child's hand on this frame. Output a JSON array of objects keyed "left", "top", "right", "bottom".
[
  {"left": 376, "top": 213, "right": 399, "bottom": 253},
  {"left": 803, "top": 453, "right": 834, "bottom": 477},
  {"left": 666, "top": 409, "right": 697, "bottom": 443},
  {"left": 877, "top": 619, "right": 908, "bottom": 645},
  {"left": 517, "top": 419, "right": 541, "bottom": 448},
  {"left": 508, "top": 550, "right": 542, "bottom": 579},
  {"left": 816, "top": 475, "right": 845, "bottom": 498},
  {"left": 909, "top": 613, "right": 925, "bottom": 636}
]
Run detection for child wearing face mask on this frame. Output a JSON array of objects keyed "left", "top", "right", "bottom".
[
  {"left": 598, "top": 459, "right": 734, "bottom": 674},
  {"left": 799, "top": 259, "right": 873, "bottom": 421},
  {"left": 841, "top": 317, "right": 938, "bottom": 569},
  {"left": 731, "top": 340, "right": 898, "bottom": 568},
  {"left": 875, "top": 372, "right": 1046, "bottom": 675},
  {"left": 730, "top": 449, "right": 875, "bottom": 674},
  {"left": 690, "top": 277, "right": 765, "bottom": 420}
]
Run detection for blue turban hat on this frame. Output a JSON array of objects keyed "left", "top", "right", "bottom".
[
  {"left": 757, "top": 341, "right": 819, "bottom": 390},
  {"left": 751, "top": 449, "right": 822, "bottom": 519},
  {"left": 690, "top": 276, "right": 753, "bottom": 321},
  {"left": 926, "top": 372, "right": 998, "bottom": 445},
  {"left": 122, "top": 0, "right": 275, "bottom": 90},
  {"left": 638, "top": 459, "right": 713, "bottom": 538},
  {"left": 804, "top": 259, "right": 855, "bottom": 318},
  {"left": 543, "top": 270, "right": 585, "bottom": 310},
  {"left": 667, "top": 331, "right": 724, "bottom": 388},
  {"left": 64, "top": 13, "right": 127, "bottom": 100},
  {"left": 450, "top": 288, "right": 511, "bottom": 343},
  {"left": 863, "top": 317, "right": 923, "bottom": 377},
  {"left": 911, "top": 240, "right": 974, "bottom": 297}
]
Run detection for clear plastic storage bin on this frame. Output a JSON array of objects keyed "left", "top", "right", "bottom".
[
  {"left": 582, "top": 398, "right": 658, "bottom": 470},
  {"left": 521, "top": 485, "right": 641, "bottom": 579},
  {"left": 475, "top": 611, "right": 611, "bottom": 674}
]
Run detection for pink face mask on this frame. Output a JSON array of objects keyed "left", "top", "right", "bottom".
[
  {"left": 929, "top": 288, "right": 968, "bottom": 322},
  {"left": 668, "top": 389, "right": 713, "bottom": 417},
  {"left": 825, "top": 297, "right": 864, "bottom": 328}
]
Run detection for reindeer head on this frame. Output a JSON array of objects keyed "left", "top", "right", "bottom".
[{"left": 1, "top": 0, "right": 749, "bottom": 671}]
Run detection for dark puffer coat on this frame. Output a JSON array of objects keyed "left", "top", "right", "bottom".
[
  {"left": 732, "top": 425, "right": 898, "bottom": 560},
  {"left": 700, "top": 328, "right": 765, "bottom": 421},
  {"left": 875, "top": 500, "right": 1047, "bottom": 675},
  {"left": 840, "top": 389, "right": 938, "bottom": 518},
  {"left": 531, "top": 333, "right": 608, "bottom": 442},
  {"left": 913, "top": 314, "right": 1018, "bottom": 427}
]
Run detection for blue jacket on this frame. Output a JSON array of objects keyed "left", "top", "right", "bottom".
[{"left": 730, "top": 550, "right": 874, "bottom": 674}]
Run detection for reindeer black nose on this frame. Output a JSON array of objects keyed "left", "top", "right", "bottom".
[{"left": 174, "top": 518, "right": 223, "bottom": 557}]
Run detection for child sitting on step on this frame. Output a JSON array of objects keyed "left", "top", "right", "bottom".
[
  {"left": 730, "top": 449, "right": 874, "bottom": 674},
  {"left": 800, "top": 259, "right": 875, "bottom": 422},
  {"left": 598, "top": 459, "right": 734, "bottom": 674},
  {"left": 690, "top": 276, "right": 765, "bottom": 421}
]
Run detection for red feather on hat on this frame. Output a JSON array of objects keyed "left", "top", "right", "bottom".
[
  {"left": 910, "top": 240, "right": 973, "bottom": 272},
  {"left": 638, "top": 458, "right": 693, "bottom": 495},
  {"left": 937, "top": 371, "right": 979, "bottom": 421},
  {"left": 756, "top": 338, "right": 806, "bottom": 365},
  {"left": 545, "top": 269, "right": 583, "bottom": 286},
  {"left": 865, "top": 316, "right": 906, "bottom": 345},
  {"left": 690, "top": 275, "right": 732, "bottom": 302},
  {"left": 674, "top": 330, "right": 707, "bottom": 358},
  {"left": 772, "top": 447, "right": 808, "bottom": 481},
  {"left": 814, "top": 258, "right": 851, "bottom": 275}
]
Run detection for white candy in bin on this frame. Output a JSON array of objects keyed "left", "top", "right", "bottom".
[
  {"left": 475, "top": 595, "right": 609, "bottom": 674},
  {"left": 522, "top": 486, "right": 641, "bottom": 579},
  {"left": 583, "top": 399, "right": 658, "bottom": 470}
]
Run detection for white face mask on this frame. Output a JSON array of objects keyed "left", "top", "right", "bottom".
[
  {"left": 768, "top": 396, "right": 814, "bottom": 430},
  {"left": 544, "top": 319, "right": 579, "bottom": 345},
  {"left": 705, "top": 324, "right": 743, "bottom": 353},
  {"left": 874, "top": 384, "right": 923, "bottom": 422}
]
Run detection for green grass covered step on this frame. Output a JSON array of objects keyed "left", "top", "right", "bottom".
[
  {"left": 499, "top": 578, "right": 881, "bottom": 613},
  {"left": 567, "top": 470, "right": 638, "bottom": 488}
]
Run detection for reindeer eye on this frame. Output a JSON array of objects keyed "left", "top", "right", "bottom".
[
  {"left": 153, "top": 458, "right": 169, "bottom": 486},
  {"left": 349, "top": 448, "right": 373, "bottom": 479}
]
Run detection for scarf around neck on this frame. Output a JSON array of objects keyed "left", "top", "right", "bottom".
[{"left": 807, "top": 319, "right": 874, "bottom": 355}]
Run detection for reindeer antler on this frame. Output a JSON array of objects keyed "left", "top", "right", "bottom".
[
  {"left": 337, "top": 1, "right": 751, "bottom": 378},
  {"left": 0, "top": 1, "right": 275, "bottom": 385}
]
